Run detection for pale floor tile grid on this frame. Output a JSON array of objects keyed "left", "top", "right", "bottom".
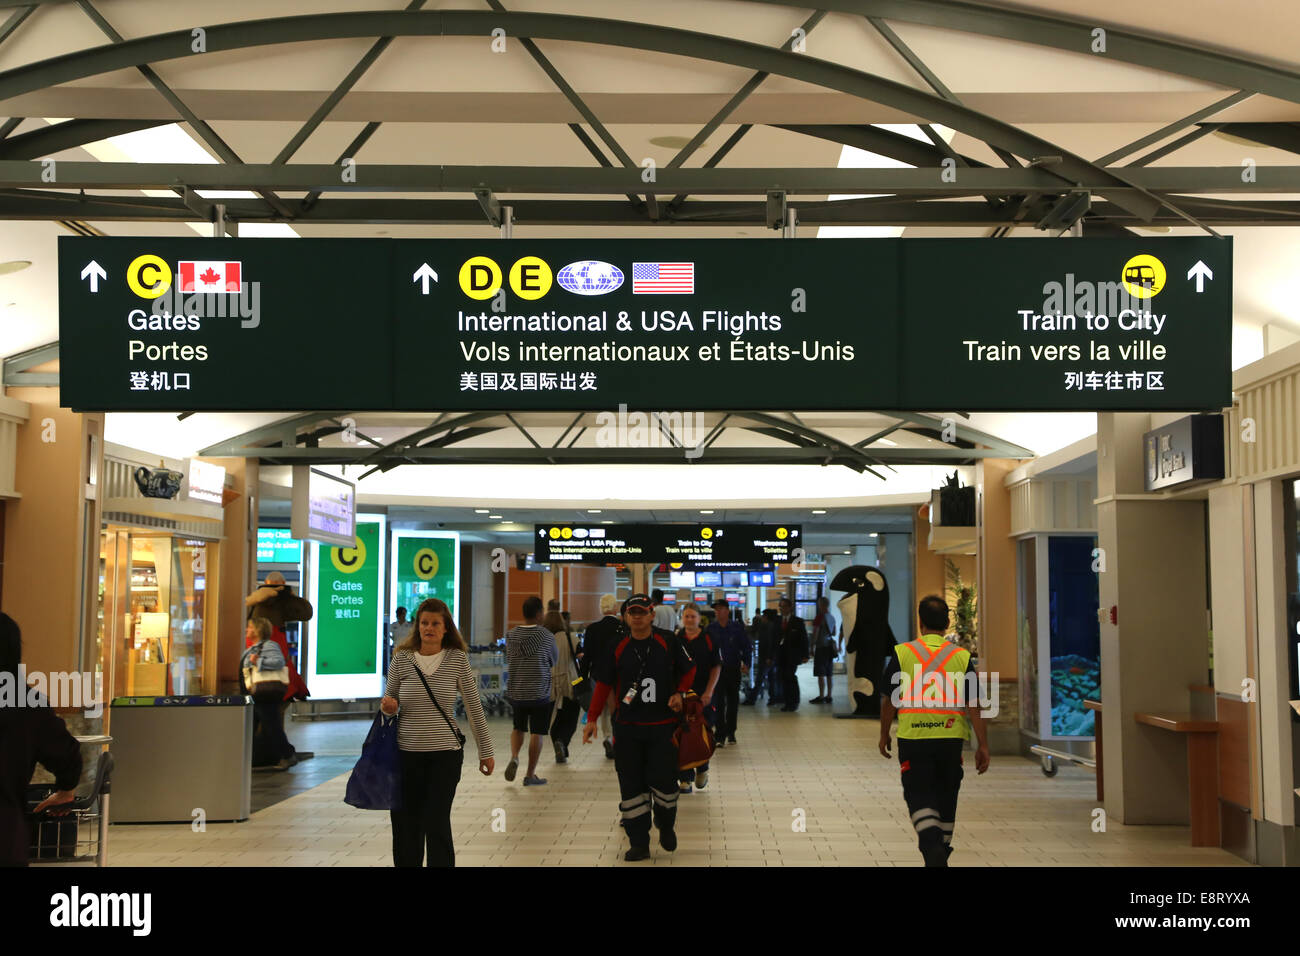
[{"left": 100, "top": 703, "right": 1249, "bottom": 868}]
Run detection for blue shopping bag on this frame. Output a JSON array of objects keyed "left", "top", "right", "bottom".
[{"left": 344, "top": 712, "right": 401, "bottom": 811}]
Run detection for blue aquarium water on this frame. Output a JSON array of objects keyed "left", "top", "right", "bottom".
[{"left": 1050, "top": 653, "right": 1100, "bottom": 736}]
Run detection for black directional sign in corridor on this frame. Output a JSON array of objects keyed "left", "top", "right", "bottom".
[{"left": 58, "top": 236, "right": 1231, "bottom": 412}]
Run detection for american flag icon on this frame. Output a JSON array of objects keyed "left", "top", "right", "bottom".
[{"left": 632, "top": 262, "right": 694, "bottom": 294}]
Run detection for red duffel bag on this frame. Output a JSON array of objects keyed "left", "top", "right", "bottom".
[{"left": 674, "top": 691, "right": 716, "bottom": 771}]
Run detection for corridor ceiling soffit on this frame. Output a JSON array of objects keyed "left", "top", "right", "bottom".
[{"left": 0, "top": 10, "right": 1173, "bottom": 219}]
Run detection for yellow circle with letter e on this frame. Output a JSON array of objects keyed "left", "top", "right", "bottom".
[
  {"left": 701, "top": 528, "right": 713, "bottom": 539},
  {"left": 413, "top": 547, "right": 438, "bottom": 581},
  {"left": 776, "top": 527, "right": 788, "bottom": 540},
  {"left": 459, "top": 256, "right": 502, "bottom": 300},
  {"left": 509, "top": 256, "right": 552, "bottom": 300},
  {"left": 561, "top": 527, "right": 573, "bottom": 539},
  {"left": 331, "top": 536, "right": 367, "bottom": 574},
  {"left": 127, "top": 254, "right": 172, "bottom": 299},
  {"left": 1121, "top": 254, "right": 1166, "bottom": 299}
]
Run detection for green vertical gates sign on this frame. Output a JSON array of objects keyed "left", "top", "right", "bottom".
[
  {"left": 316, "top": 521, "right": 381, "bottom": 674},
  {"left": 392, "top": 532, "right": 460, "bottom": 628}
]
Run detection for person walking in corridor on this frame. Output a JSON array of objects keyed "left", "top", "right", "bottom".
[
  {"left": 504, "top": 596, "right": 557, "bottom": 786},
  {"left": 544, "top": 602, "right": 581, "bottom": 764},
  {"left": 583, "top": 594, "right": 695, "bottom": 861},
  {"left": 676, "top": 604, "right": 721, "bottom": 792},
  {"left": 878, "top": 595, "right": 990, "bottom": 867},
  {"left": 381, "top": 598, "right": 494, "bottom": 867},
  {"left": 777, "top": 598, "right": 808, "bottom": 711},
  {"left": 707, "top": 598, "right": 750, "bottom": 745},
  {"left": 579, "top": 594, "right": 624, "bottom": 759}
]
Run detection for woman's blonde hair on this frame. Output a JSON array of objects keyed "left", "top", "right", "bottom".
[
  {"left": 398, "top": 598, "right": 467, "bottom": 652},
  {"left": 247, "top": 616, "right": 272, "bottom": 643}
]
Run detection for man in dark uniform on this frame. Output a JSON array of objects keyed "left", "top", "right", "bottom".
[
  {"left": 578, "top": 594, "right": 624, "bottom": 759},
  {"left": 777, "top": 598, "right": 809, "bottom": 711},
  {"left": 706, "top": 598, "right": 751, "bottom": 745},
  {"left": 583, "top": 593, "right": 696, "bottom": 861}
]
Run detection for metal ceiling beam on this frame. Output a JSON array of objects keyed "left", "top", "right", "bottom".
[
  {"left": 0, "top": 117, "right": 168, "bottom": 159},
  {"left": 0, "top": 160, "right": 1291, "bottom": 195},
  {"left": 202, "top": 445, "right": 1005, "bottom": 466},
  {"left": 197, "top": 412, "right": 351, "bottom": 456},
  {"left": 744, "top": 0, "right": 1300, "bottom": 106},
  {"left": 300, "top": 119, "right": 380, "bottom": 213},
  {"left": 775, "top": 123, "right": 988, "bottom": 169},
  {"left": 273, "top": 0, "right": 427, "bottom": 166},
  {"left": 566, "top": 122, "right": 644, "bottom": 210},
  {"left": 0, "top": 5, "right": 33, "bottom": 47},
  {"left": 728, "top": 411, "right": 888, "bottom": 478},
  {"left": 1208, "top": 122, "right": 1300, "bottom": 156},
  {"left": 0, "top": 10, "right": 1163, "bottom": 219},
  {"left": 1128, "top": 124, "right": 1222, "bottom": 168},
  {"left": 0, "top": 116, "right": 20, "bottom": 138},
  {"left": 73, "top": 0, "right": 295, "bottom": 220},
  {"left": 2, "top": 340, "right": 58, "bottom": 386},
  {"left": 1094, "top": 90, "right": 1254, "bottom": 167},
  {"left": 6, "top": 190, "right": 1299, "bottom": 227},
  {"left": 897, "top": 411, "right": 1035, "bottom": 459}
]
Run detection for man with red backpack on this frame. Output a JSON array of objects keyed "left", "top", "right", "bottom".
[{"left": 583, "top": 593, "right": 696, "bottom": 861}]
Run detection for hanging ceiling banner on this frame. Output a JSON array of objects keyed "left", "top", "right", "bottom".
[{"left": 58, "top": 236, "right": 1231, "bottom": 413}]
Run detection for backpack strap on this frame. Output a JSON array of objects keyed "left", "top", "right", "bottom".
[{"left": 613, "top": 635, "right": 632, "bottom": 665}]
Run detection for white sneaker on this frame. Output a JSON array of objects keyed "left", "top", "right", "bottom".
[{"left": 696, "top": 769, "right": 709, "bottom": 789}]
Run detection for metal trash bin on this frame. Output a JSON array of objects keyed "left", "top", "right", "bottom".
[{"left": 109, "top": 695, "right": 252, "bottom": 823}]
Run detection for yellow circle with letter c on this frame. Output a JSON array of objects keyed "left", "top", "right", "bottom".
[
  {"left": 413, "top": 547, "right": 438, "bottom": 581},
  {"left": 127, "top": 254, "right": 172, "bottom": 299},
  {"left": 331, "top": 536, "right": 367, "bottom": 574}
]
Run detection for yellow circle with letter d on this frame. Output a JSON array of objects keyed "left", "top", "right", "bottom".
[
  {"left": 331, "top": 536, "right": 367, "bottom": 574},
  {"left": 459, "top": 256, "right": 502, "bottom": 300}
]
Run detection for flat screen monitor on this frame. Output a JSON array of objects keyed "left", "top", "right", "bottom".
[
  {"left": 695, "top": 571, "right": 722, "bottom": 587},
  {"left": 661, "top": 594, "right": 676, "bottom": 605},
  {"left": 722, "top": 570, "right": 748, "bottom": 588},
  {"left": 257, "top": 527, "right": 303, "bottom": 564},
  {"left": 725, "top": 592, "right": 742, "bottom": 604},
  {"left": 669, "top": 571, "right": 696, "bottom": 588},
  {"left": 290, "top": 465, "right": 356, "bottom": 548},
  {"left": 749, "top": 569, "right": 775, "bottom": 586},
  {"left": 692, "top": 591, "right": 711, "bottom": 605}
]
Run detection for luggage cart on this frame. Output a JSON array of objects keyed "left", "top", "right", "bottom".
[
  {"left": 463, "top": 651, "right": 510, "bottom": 719},
  {"left": 27, "top": 749, "right": 114, "bottom": 867}
]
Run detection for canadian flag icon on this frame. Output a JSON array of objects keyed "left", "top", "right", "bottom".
[{"left": 178, "top": 260, "right": 241, "bottom": 292}]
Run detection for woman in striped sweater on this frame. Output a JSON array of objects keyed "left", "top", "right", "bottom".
[{"left": 380, "top": 597, "right": 494, "bottom": 867}]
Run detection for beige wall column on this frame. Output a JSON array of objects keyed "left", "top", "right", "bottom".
[
  {"left": 2, "top": 387, "right": 104, "bottom": 678},
  {"left": 976, "top": 458, "right": 1018, "bottom": 680},
  {"left": 205, "top": 456, "right": 257, "bottom": 692},
  {"left": 1096, "top": 413, "right": 1209, "bottom": 823}
]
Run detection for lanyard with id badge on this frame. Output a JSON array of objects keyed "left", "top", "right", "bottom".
[{"left": 621, "top": 640, "right": 653, "bottom": 708}]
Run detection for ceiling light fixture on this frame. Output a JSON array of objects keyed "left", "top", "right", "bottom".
[
  {"left": 812, "top": 509, "right": 827, "bottom": 514},
  {"left": 0, "top": 260, "right": 32, "bottom": 276},
  {"left": 587, "top": 509, "right": 602, "bottom": 513},
  {"left": 869, "top": 533, "right": 878, "bottom": 538},
  {"left": 490, "top": 515, "right": 503, "bottom": 519},
  {"left": 699, "top": 510, "right": 714, "bottom": 514},
  {"left": 649, "top": 135, "right": 700, "bottom": 149}
]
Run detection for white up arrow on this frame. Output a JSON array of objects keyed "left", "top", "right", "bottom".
[
  {"left": 80, "top": 260, "right": 106, "bottom": 292},
  {"left": 1187, "top": 260, "right": 1213, "bottom": 292},
  {"left": 413, "top": 263, "right": 438, "bottom": 294}
]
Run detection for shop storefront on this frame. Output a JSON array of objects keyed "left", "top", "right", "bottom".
[{"left": 97, "top": 445, "right": 225, "bottom": 702}]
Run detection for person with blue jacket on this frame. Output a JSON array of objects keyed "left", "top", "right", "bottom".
[{"left": 706, "top": 598, "right": 751, "bottom": 746}]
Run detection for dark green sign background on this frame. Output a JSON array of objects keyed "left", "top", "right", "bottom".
[
  {"left": 393, "top": 535, "right": 458, "bottom": 621},
  {"left": 58, "top": 236, "right": 1231, "bottom": 412}
]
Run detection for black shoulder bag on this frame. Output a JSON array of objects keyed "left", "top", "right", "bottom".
[
  {"left": 565, "top": 630, "right": 593, "bottom": 710},
  {"left": 410, "top": 656, "right": 466, "bottom": 748}
]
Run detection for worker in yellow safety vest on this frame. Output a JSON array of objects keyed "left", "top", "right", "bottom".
[{"left": 878, "top": 594, "right": 990, "bottom": 867}]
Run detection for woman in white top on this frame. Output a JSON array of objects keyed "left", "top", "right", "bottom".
[{"left": 381, "top": 598, "right": 494, "bottom": 867}]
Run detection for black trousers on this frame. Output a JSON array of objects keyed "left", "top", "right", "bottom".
[
  {"left": 897, "top": 737, "right": 964, "bottom": 867},
  {"left": 613, "top": 723, "right": 679, "bottom": 848},
  {"left": 550, "top": 696, "right": 581, "bottom": 749},
  {"left": 391, "top": 748, "right": 464, "bottom": 867},
  {"left": 251, "top": 683, "right": 292, "bottom": 765},
  {"left": 716, "top": 668, "right": 742, "bottom": 739},
  {"left": 781, "top": 665, "right": 800, "bottom": 709}
]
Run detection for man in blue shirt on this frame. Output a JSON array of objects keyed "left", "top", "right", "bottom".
[{"left": 706, "top": 598, "right": 751, "bottom": 746}]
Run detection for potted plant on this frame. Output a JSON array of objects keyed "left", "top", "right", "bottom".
[{"left": 945, "top": 558, "right": 978, "bottom": 660}]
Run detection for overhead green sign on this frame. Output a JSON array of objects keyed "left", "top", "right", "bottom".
[
  {"left": 392, "top": 532, "right": 460, "bottom": 628},
  {"left": 315, "top": 521, "right": 381, "bottom": 675},
  {"left": 58, "top": 236, "right": 1232, "bottom": 412},
  {"left": 257, "top": 527, "right": 302, "bottom": 564}
]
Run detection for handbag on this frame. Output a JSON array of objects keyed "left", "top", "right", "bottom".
[
  {"left": 564, "top": 630, "right": 593, "bottom": 710},
  {"left": 673, "top": 691, "right": 716, "bottom": 771},
  {"left": 411, "top": 658, "right": 467, "bottom": 748},
  {"left": 343, "top": 712, "right": 402, "bottom": 811},
  {"left": 243, "top": 639, "right": 290, "bottom": 688}
]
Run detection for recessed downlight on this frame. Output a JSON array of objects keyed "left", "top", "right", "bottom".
[
  {"left": 475, "top": 509, "right": 490, "bottom": 514},
  {"left": 699, "top": 509, "right": 714, "bottom": 514},
  {"left": 0, "top": 260, "right": 32, "bottom": 276},
  {"left": 812, "top": 509, "right": 827, "bottom": 514},
  {"left": 588, "top": 509, "right": 602, "bottom": 513},
  {"left": 490, "top": 515, "right": 503, "bottom": 519}
]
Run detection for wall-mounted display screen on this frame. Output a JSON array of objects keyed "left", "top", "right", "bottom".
[
  {"left": 722, "top": 571, "right": 748, "bottom": 587},
  {"left": 291, "top": 466, "right": 356, "bottom": 548},
  {"left": 669, "top": 571, "right": 696, "bottom": 588},
  {"left": 749, "top": 570, "right": 775, "bottom": 586},
  {"left": 695, "top": 571, "right": 722, "bottom": 587},
  {"left": 536, "top": 523, "right": 801, "bottom": 565},
  {"left": 256, "top": 527, "right": 302, "bottom": 564}
]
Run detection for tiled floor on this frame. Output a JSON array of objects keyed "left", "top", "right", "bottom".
[{"left": 101, "top": 681, "right": 1250, "bottom": 867}]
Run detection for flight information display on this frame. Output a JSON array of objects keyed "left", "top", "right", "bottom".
[{"left": 535, "top": 523, "right": 801, "bottom": 565}]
